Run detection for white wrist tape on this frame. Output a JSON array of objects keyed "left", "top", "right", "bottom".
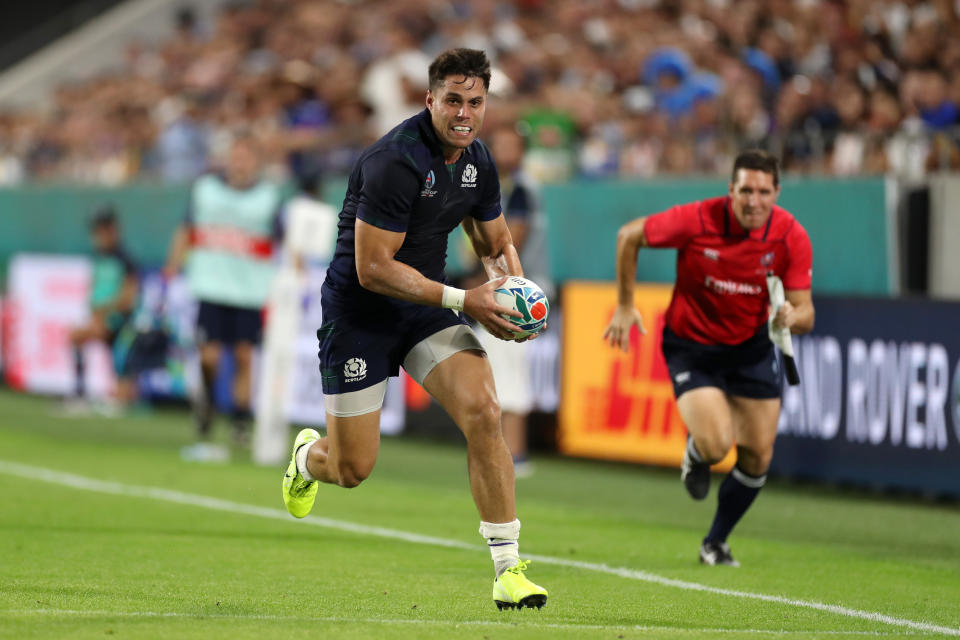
[{"left": 441, "top": 285, "right": 466, "bottom": 311}]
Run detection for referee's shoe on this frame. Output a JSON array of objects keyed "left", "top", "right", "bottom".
[
  {"left": 700, "top": 540, "right": 740, "bottom": 567},
  {"left": 681, "top": 437, "right": 710, "bottom": 500}
]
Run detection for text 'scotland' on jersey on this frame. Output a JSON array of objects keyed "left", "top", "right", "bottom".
[
  {"left": 324, "top": 109, "right": 502, "bottom": 309},
  {"left": 643, "top": 196, "right": 812, "bottom": 346}
]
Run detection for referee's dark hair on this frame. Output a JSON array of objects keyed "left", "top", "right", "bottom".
[
  {"left": 732, "top": 149, "right": 780, "bottom": 188},
  {"left": 428, "top": 48, "right": 491, "bottom": 92}
]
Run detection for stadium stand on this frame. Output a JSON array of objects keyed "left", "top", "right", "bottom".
[{"left": 0, "top": 0, "right": 958, "bottom": 185}]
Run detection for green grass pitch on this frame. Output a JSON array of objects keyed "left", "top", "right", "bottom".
[{"left": 1, "top": 388, "right": 958, "bottom": 639}]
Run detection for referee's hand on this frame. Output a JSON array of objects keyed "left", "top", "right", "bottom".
[{"left": 603, "top": 305, "right": 646, "bottom": 352}]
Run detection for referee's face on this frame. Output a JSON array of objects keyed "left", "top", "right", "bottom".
[
  {"left": 427, "top": 75, "right": 487, "bottom": 160},
  {"left": 729, "top": 168, "right": 780, "bottom": 230}
]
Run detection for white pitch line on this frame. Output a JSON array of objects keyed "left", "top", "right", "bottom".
[
  {"left": 1, "top": 460, "right": 957, "bottom": 637},
  {"left": 1, "top": 609, "right": 922, "bottom": 636}
]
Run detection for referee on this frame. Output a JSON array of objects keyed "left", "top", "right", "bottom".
[{"left": 603, "top": 149, "right": 814, "bottom": 567}]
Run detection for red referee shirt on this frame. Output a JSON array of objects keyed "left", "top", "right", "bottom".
[{"left": 643, "top": 196, "right": 812, "bottom": 346}]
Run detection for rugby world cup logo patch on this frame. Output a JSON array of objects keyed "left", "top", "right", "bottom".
[
  {"left": 420, "top": 170, "right": 438, "bottom": 198},
  {"left": 344, "top": 357, "right": 367, "bottom": 382}
]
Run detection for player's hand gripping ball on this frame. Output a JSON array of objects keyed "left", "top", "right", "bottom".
[{"left": 492, "top": 276, "right": 549, "bottom": 340}]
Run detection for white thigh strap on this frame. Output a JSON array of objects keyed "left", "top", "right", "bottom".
[
  {"left": 402, "top": 324, "right": 484, "bottom": 385},
  {"left": 324, "top": 380, "right": 388, "bottom": 417}
]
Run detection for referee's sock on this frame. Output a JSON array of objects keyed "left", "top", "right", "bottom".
[
  {"left": 704, "top": 465, "right": 766, "bottom": 543},
  {"left": 73, "top": 347, "right": 85, "bottom": 398}
]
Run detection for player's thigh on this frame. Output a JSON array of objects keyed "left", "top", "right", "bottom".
[
  {"left": 232, "top": 305, "right": 263, "bottom": 347},
  {"left": 676, "top": 387, "right": 735, "bottom": 458},
  {"left": 407, "top": 322, "right": 498, "bottom": 436},
  {"left": 422, "top": 348, "right": 500, "bottom": 438},
  {"left": 317, "top": 305, "right": 393, "bottom": 480},
  {"left": 196, "top": 301, "right": 225, "bottom": 346},
  {"left": 729, "top": 395, "right": 780, "bottom": 472},
  {"left": 72, "top": 317, "right": 110, "bottom": 344}
]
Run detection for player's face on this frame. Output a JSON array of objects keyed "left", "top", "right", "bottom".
[
  {"left": 92, "top": 224, "right": 117, "bottom": 252},
  {"left": 426, "top": 75, "right": 487, "bottom": 158},
  {"left": 227, "top": 140, "right": 261, "bottom": 188},
  {"left": 729, "top": 168, "right": 780, "bottom": 230}
]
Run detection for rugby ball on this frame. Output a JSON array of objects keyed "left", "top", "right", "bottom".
[{"left": 492, "top": 276, "right": 549, "bottom": 339}]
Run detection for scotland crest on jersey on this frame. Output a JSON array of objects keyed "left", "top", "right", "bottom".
[{"left": 461, "top": 163, "right": 478, "bottom": 188}]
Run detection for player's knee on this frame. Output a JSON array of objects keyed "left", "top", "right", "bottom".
[
  {"left": 737, "top": 444, "right": 773, "bottom": 475},
  {"left": 460, "top": 394, "right": 502, "bottom": 440},
  {"left": 697, "top": 433, "right": 734, "bottom": 463},
  {"left": 337, "top": 459, "right": 373, "bottom": 488}
]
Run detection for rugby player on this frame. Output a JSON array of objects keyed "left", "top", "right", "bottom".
[
  {"left": 281, "top": 49, "right": 548, "bottom": 610},
  {"left": 603, "top": 150, "right": 814, "bottom": 567}
]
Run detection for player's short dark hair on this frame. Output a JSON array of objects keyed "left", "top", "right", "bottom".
[
  {"left": 89, "top": 204, "right": 117, "bottom": 230},
  {"left": 428, "top": 48, "right": 491, "bottom": 92},
  {"left": 731, "top": 149, "right": 779, "bottom": 187}
]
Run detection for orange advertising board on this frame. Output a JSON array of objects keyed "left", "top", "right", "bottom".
[{"left": 558, "top": 282, "right": 735, "bottom": 471}]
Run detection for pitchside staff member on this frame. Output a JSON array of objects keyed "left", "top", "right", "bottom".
[
  {"left": 281, "top": 49, "right": 548, "bottom": 610},
  {"left": 68, "top": 206, "right": 139, "bottom": 410},
  {"left": 603, "top": 150, "right": 814, "bottom": 567},
  {"left": 165, "top": 136, "right": 282, "bottom": 447}
]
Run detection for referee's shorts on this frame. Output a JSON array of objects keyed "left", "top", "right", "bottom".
[{"left": 661, "top": 325, "right": 782, "bottom": 400}]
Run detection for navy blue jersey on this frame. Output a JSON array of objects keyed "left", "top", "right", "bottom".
[{"left": 324, "top": 109, "right": 502, "bottom": 306}]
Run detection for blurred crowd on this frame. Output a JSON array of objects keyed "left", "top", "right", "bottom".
[{"left": 1, "top": 0, "right": 959, "bottom": 186}]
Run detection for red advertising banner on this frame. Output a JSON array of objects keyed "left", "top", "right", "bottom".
[{"left": 559, "top": 282, "right": 735, "bottom": 470}]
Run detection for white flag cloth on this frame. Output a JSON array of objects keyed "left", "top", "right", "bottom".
[{"left": 766, "top": 273, "right": 795, "bottom": 358}]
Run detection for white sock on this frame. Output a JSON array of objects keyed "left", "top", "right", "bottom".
[
  {"left": 687, "top": 438, "right": 704, "bottom": 463},
  {"left": 295, "top": 442, "right": 314, "bottom": 482},
  {"left": 479, "top": 519, "right": 521, "bottom": 577}
]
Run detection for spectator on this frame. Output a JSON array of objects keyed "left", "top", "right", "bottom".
[{"left": 3, "top": 0, "right": 960, "bottom": 181}]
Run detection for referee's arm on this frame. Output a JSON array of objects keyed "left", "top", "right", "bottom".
[
  {"left": 776, "top": 288, "right": 815, "bottom": 335},
  {"left": 603, "top": 217, "right": 649, "bottom": 351},
  {"left": 613, "top": 217, "right": 649, "bottom": 309}
]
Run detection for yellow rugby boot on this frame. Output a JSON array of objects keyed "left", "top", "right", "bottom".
[
  {"left": 492, "top": 560, "right": 548, "bottom": 610},
  {"left": 282, "top": 428, "right": 320, "bottom": 518}
]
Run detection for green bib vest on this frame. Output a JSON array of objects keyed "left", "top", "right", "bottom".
[{"left": 186, "top": 174, "right": 281, "bottom": 309}]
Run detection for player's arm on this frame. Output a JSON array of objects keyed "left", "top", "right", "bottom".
[
  {"left": 163, "top": 224, "right": 190, "bottom": 279},
  {"left": 775, "top": 288, "right": 815, "bottom": 335},
  {"left": 354, "top": 219, "right": 520, "bottom": 339},
  {"left": 164, "top": 200, "right": 198, "bottom": 279},
  {"left": 461, "top": 214, "right": 523, "bottom": 280},
  {"left": 113, "top": 274, "right": 139, "bottom": 314},
  {"left": 602, "top": 216, "right": 649, "bottom": 351}
]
